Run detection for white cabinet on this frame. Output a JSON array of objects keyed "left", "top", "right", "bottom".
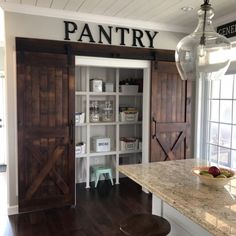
[
  {"left": 75, "top": 56, "right": 150, "bottom": 188},
  {"left": 152, "top": 195, "right": 212, "bottom": 236}
]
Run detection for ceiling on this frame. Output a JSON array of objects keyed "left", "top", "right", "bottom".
[{"left": 0, "top": 0, "right": 236, "bottom": 33}]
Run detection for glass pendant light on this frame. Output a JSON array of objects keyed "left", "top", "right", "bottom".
[{"left": 175, "top": 0, "right": 231, "bottom": 81}]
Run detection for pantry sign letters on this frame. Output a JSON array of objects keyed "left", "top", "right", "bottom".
[{"left": 64, "top": 21, "right": 158, "bottom": 48}]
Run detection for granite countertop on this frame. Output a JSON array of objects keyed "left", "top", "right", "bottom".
[{"left": 118, "top": 159, "right": 236, "bottom": 236}]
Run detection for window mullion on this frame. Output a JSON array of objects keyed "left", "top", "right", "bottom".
[
  {"left": 217, "top": 81, "right": 221, "bottom": 166},
  {"left": 229, "top": 77, "right": 235, "bottom": 168}
]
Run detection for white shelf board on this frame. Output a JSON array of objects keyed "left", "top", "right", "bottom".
[
  {"left": 75, "top": 154, "right": 87, "bottom": 158},
  {"left": 77, "top": 121, "right": 142, "bottom": 126},
  {"left": 89, "top": 121, "right": 142, "bottom": 125},
  {"left": 75, "top": 91, "right": 87, "bottom": 95},
  {"left": 89, "top": 151, "right": 117, "bottom": 157},
  {"left": 89, "top": 92, "right": 116, "bottom": 96},
  {"left": 119, "top": 150, "right": 142, "bottom": 155},
  {"left": 76, "top": 92, "right": 143, "bottom": 96},
  {"left": 90, "top": 122, "right": 116, "bottom": 126},
  {"left": 75, "top": 123, "right": 88, "bottom": 127},
  {"left": 119, "top": 93, "right": 143, "bottom": 96},
  {"left": 119, "top": 121, "right": 142, "bottom": 125}
]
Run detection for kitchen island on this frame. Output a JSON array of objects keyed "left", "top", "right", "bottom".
[{"left": 118, "top": 159, "right": 236, "bottom": 236}]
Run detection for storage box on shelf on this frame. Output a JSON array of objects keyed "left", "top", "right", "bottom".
[
  {"left": 75, "top": 142, "right": 86, "bottom": 157},
  {"left": 119, "top": 108, "right": 139, "bottom": 122},
  {"left": 91, "top": 136, "right": 111, "bottom": 153},
  {"left": 75, "top": 112, "right": 85, "bottom": 125},
  {"left": 104, "top": 83, "right": 114, "bottom": 92},
  {"left": 120, "top": 137, "right": 139, "bottom": 151},
  {"left": 120, "top": 85, "right": 139, "bottom": 93},
  {"left": 119, "top": 78, "right": 140, "bottom": 93},
  {"left": 90, "top": 79, "right": 103, "bottom": 92}
]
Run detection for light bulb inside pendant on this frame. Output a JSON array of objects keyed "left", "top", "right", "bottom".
[
  {"left": 198, "top": 45, "right": 206, "bottom": 57},
  {"left": 175, "top": 0, "right": 231, "bottom": 81}
]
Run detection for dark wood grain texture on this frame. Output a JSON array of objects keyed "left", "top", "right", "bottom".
[
  {"left": 17, "top": 52, "right": 75, "bottom": 213},
  {"left": 4, "top": 178, "right": 151, "bottom": 236},
  {"left": 15, "top": 37, "right": 180, "bottom": 214},
  {"left": 150, "top": 61, "right": 192, "bottom": 162},
  {"left": 16, "top": 37, "right": 175, "bottom": 62}
]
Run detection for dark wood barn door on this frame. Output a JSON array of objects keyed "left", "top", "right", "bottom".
[
  {"left": 150, "top": 61, "right": 192, "bottom": 162},
  {"left": 17, "top": 52, "right": 75, "bottom": 212}
]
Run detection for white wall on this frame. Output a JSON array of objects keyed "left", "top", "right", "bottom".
[
  {"left": 4, "top": 12, "right": 186, "bottom": 208},
  {"left": 5, "top": 12, "right": 186, "bottom": 49}
]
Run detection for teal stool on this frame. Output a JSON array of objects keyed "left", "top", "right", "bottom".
[{"left": 92, "top": 166, "right": 114, "bottom": 188}]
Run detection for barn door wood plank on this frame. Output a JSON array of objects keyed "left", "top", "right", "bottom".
[
  {"left": 25, "top": 145, "right": 69, "bottom": 195},
  {"left": 150, "top": 61, "right": 192, "bottom": 162},
  {"left": 25, "top": 146, "right": 65, "bottom": 200},
  {"left": 17, "top": 50, "right": 75, "bottom": 212},
  {"left": 155, "top": 130, "right": 187, "bottom": 161}
]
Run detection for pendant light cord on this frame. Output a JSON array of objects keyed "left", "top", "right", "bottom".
[{"left": 200, "top": 0, "right": 210, "bottom": 45}]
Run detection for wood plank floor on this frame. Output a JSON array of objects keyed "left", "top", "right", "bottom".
[{"left": 3, "top": 178, "right": 152, "bottom": 236}]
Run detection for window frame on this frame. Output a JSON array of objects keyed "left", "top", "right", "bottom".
[{"left": 197, "top": 72, "right": 236, "bottom": 170}]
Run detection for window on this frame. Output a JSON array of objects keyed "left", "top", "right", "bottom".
[{"left": 206, "top": 74, "right": 236, "bottom": 169}]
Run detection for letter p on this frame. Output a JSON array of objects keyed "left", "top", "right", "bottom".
[{"left": 64, "top": 21, "right": 77, "bottom": 40}]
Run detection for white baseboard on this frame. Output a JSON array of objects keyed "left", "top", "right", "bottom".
[{"left": 8, "top": 205, "right": 18, "bottom": 215}]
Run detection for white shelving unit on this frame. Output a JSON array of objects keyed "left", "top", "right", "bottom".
[{"left": 75, "top": 56, "right": 150, "bottom": 188}]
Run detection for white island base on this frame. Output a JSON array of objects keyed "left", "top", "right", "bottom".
[{"left": 152, "top": 195, "right": 212, "bottom": 236}]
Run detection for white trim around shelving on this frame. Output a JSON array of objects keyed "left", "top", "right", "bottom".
[
  {"left": 75, "top": 56, "right": 151, "bottom": 188},
  {"left": 8, "top": 205, "right": 18, "bottom": 215},
  {"left": 76, "top": 56, "right": 150, "bottom": 68}
]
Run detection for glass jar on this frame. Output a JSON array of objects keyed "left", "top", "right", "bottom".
[
  {"left": 90, "top": 101, "right": 100, "bottom": 122},
  {"left": 102, "top": 101, "right": 113, "bottom": 122}
]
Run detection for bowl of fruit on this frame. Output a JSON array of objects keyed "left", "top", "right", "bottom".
[{"left": 192, "top": 166, "right": 235, "bottom": 188}]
